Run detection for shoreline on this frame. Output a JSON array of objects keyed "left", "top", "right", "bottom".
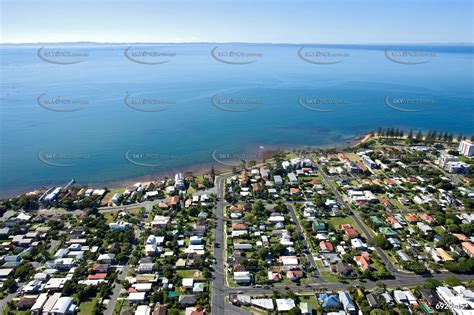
[{"left": 0, "top": 134, "right": 370, "bottom": 199}]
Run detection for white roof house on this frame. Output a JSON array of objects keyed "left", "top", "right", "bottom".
[
  {"left": 45, "top": 277, "right": 68, "bottom": 291},
  {"left": 0, "top": 268, "right": 13, "bottom": 278},
  {"left": 276, "top": 298, "right": 295, "bottom": 311},
  {"left": 182, "top": 278, "right": 194, "bottom": 288},
  {"left": 252, "top": 298, "right": 274, "bottom": 310},
  {"left": 132, "top": 283, "right": 153, "bottom": 292},
  {"left": 51, "top": 297, "right": 76, "bottom": 315},
  {"left": 30, "top": 292, "right": 48, "bottom": 312},
  {"left": 351, "top": 238, "right": 367, "bottom": 250},
  {"left": 16, "top": 213, "right": 32, "bottom": 221},
  {"left": 288, "top": 173, "right": 298, "bottom": 185},
  {"left": 234, "top": 271, "right": 252, "bottom": 284},
  {"left": 42, "top": 293, "right": 62, "bottom": 313},
  {"left": 274, "top": 175, "right": 283, "bottom": 185},
  {"left": 128, "top": 292, "right": 146, "bottom": 302},
  {"left": 190, "top": 236, "right": 203, "bottom": 245},
  {"left": 280, "top": 256, "right": 298, "bottom": 266},
  {"left": 135, "top": 305, "right": 151, "bottom": 315},
  {"left": 109, "top": 221, "right": 131, "bottom": 231}
]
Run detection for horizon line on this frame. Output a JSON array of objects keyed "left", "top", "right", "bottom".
[{"left": 1, "top": 41, "right": 473, "bottom": 46}]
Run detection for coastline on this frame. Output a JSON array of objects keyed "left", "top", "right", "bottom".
[{"left": 0, "top": 133, "right": 370, "bottom": 199}]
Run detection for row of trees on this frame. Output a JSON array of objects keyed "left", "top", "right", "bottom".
[{"left": 374, "top": 127, "right": 473, "bottom": 144}]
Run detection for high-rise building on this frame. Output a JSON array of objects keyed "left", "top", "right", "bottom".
[{"left": 458, "top": 140, "right": 474, "bottom": 157}]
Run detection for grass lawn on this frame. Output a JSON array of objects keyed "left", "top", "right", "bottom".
[
  {"left": 103, "top": 211, "right": 119, "bottom": 224},
  {"left": 113, "top": 300, "right": 132, "bottom": 315},
  {"left": 226, "top": 276, "right": 239, "bottom": 288},
  {"left": 353, "top": 211, "right": 377, "bottom": 237},
  {"left": 78, "top": 298, "right": 97, "bottom": 315},
  {"left": 327, "top": 216, "right": 357, "bottom": 229},
  {"left": 433, "top": 226, "right": 446, "bottom": 235},
  {"left": 102, "top": 188, "right": 124, "bottom": 205},
  {"left": 345, "top": 153, "right": 361, "bottom": 163},
  {"left": 112, "top": 300, "right": 123, "bottom": 315},
  {"left": 176, "top": 269, "right": 205, "bottom": 280},
  {"left": 319, "top": 271, "right": 340, "bottom": 283},
  {"left": 127, "top": 207, "right": 144, "bottom": 218},
  {"left": 299, "top": 295, "right": 320, "bottom": 310},
  {"left": 315, "top": 260, "right": 339, "bottom": 283},
  {"left": 241, "top": 305, "right": 268, "bottom": 315}
]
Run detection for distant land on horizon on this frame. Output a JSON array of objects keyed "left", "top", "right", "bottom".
[{"left": 1, "top": 41, "right": 473, "bottom": 46}]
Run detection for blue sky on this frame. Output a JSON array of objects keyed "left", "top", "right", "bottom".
[{"left": 1, "top": 0, "right": 473, "bottom": 44}]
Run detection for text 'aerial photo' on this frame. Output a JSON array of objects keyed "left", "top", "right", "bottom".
[{"left": 0, "top": 0, "right": 473, "bottom": 314}]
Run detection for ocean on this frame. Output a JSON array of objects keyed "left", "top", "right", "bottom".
[{"left": 0, "top": 43, "right": 473, "bottom": 196}]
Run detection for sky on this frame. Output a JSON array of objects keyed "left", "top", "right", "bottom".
[{"left": 1, "top": 0, "right": 473, "bottom": 44}]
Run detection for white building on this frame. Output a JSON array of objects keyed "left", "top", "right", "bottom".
[
  {"left": 51, "top": 297, "right": 77, "bottom": 315},
  {"left": 459, "top": 140, "right": 474, "bottom": 157},
  {"left": 234, "top": 271, "right": 252, "bottom": 285},
  {"left": 288, "top": 173, "right": 298, "bottom": 186},
  {"left": 109, "top": 221, "right": 131, "bottom": 231},
  {"left": 276, "top": 298, "right": 296, "bottom": 312},
  {"left": 175, "top": 173, "right": 185, "bottom": 190}
]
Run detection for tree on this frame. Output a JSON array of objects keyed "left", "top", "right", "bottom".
[
  {"left": 376, "top": 280, "right": 387, "bottom": 289},
  {"left": 2, "top": 277, "right": 17, "bottom": 293},
  {"left": 445, "top": 276, "right": 462, "bottom": 287},
  {"left": 373, "top": 234, "right": 391, "bottom": 250},
  {"left": 420, "top": 279, "right": 442, "bottom": 289},
  {"left": 288, "top": 307, "right": 302, "bottom": 315},
  {"left": 14, "top": 263, "right": 32, "bottom": 281},
  {"left": 403, "top": 261, "right": 428, "bottom": 274},
  {"left": 416, "top": 130, "right": 423, "bottom": 142}
]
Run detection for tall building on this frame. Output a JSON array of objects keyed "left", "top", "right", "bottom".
[
  {"left": 174, "top": 173, "right": 185, "bottom": 190},
  {"left": 458, "top": 140, "right": 474, "bottom": 157}
]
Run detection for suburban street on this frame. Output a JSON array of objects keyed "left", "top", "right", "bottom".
[
  {"left": 211, "top": 175, "right": 229, "bottom": 315},
  {"left": 286, "top": 203, "right": 323, "bottom": 280},
  {"left": 104, "top": 203, "right": 153, "bottom": 315},
  {"left": 315, "top": 161, "right": 408, "bottom": 276}
]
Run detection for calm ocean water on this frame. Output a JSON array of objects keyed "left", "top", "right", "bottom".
[{"left": 0, "top": 43, "right": 473, "bottom": 196}]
